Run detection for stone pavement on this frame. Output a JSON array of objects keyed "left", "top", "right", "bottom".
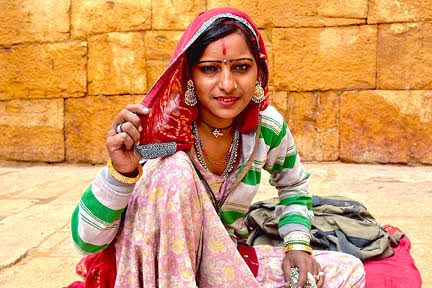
[{"left": 0, "top": 160, "right": 430, "bottom": 288}]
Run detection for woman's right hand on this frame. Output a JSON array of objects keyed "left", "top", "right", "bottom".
[{"left": 106, "top": 104, "right": 150, "bottom": 174}]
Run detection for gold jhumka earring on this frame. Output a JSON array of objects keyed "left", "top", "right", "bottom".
[
  {"left": 252, "top": 80, "right": 265, "bottom": 103},
  {"left": 185, "top": 79, "right": 198, "bottom": 106}
]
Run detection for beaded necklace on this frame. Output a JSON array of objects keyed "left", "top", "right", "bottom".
[
  {"left": 201, "top": 144, "right": 232, "bottom": 165},
  {"left": 192, "top": 122, "right": 239, "bottom": 178}
]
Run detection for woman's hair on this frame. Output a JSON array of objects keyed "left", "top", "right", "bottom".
[{"left": 186, "top": 18, "right": 269, "bottom": 87}]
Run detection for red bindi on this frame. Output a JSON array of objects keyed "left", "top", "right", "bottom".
[{"left": 221, "top": 37, "right": 227, "bottom": 57}]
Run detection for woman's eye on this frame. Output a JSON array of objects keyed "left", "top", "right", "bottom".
[
  {"left": 233, "top": 64, "right": 249, "bottom": 72},
  {"left": 201, "top": 66, "right": 218, "bottom": 72}
]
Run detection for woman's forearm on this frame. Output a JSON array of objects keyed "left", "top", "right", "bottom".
[{"left": 71, "top": 166, "right": 136, "bottom": 254}]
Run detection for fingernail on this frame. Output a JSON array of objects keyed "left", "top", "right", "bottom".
[
  {"left": 138, "top": 126, "right": 142, "bottom": 132},
  {"left": 142, "top": 107, "right": 149, "bottom": 113},
  {"left": 299, "top": 286, "right": 303, "bottom": 288}
]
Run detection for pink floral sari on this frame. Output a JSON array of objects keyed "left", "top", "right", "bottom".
[{"left": 113, "top": 152, "right": 365, "bottom": 287}]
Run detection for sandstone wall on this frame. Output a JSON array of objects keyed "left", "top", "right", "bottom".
[{"left": 0, "top": 0, "right": 431, "bottom": 164}]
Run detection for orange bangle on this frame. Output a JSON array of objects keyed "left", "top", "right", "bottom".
[
  {"left": 107, "top": 158, "right": 142, "bottom": 184},
  {"left": 284, "top": 244, "right": 313, "bottom": 255}
]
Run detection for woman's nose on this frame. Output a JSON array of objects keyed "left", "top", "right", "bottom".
[{"left": 218, "top": 68, "right": 236, "bottom": 93}]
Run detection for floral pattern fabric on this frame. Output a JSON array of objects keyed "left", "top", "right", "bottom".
[{"left": 114, "top": 152, "right": 365, "bottom": 287}]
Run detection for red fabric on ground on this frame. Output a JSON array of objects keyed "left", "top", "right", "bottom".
[
  {"left": 364, "top": 225, "right": 422, "bottom": 288},
  {"left": 64, "top": 243, "right": 116, "bottom": 288},
  {"left": 64, "top": 281, "right": 84, "bottom": 288}
]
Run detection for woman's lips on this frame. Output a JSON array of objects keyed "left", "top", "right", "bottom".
[{"left": 214, "top": 96, "right": 239, "bottom": 107}]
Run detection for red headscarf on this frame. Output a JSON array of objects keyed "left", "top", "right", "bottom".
[{"left": 137, "top": 8, "right": 269, "bottom": 159}]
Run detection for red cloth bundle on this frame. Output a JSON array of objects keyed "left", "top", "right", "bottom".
[
  {"left": 364, "top": 225, "right": 422, "bottom": 288},
  {"left": 64, "top": 243, "right": 116, "bottom": 288}
]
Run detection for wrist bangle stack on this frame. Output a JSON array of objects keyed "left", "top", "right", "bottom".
[
  {"left": 107, "top": 158, "right": 143, "bottom": 184},
  {"left": 284, "top": 231, "right": 312, "bottom": 255}
]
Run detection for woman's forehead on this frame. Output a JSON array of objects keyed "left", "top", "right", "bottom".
[{"left": 199, "top": 32, "right": 254, "bottom": 60}]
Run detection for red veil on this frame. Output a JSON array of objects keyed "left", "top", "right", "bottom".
[{"left": 136, "top": 7, "right": 270, "bottom": 159}]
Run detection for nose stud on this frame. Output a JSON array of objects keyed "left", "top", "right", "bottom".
[{"left": 234, "top": 81, "right": 238, "bottom": 89}]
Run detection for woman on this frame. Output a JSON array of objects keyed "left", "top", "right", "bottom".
[{"left": 71, "top": 7, "right": 365, "bottom": 288}]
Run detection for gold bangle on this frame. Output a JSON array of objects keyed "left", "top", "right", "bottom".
[
  {"left": 107, "top": 158, "right": 143, "bottom": 184},
  {"left": 284, "top": 244, "right": 313, "bottom": 255}
]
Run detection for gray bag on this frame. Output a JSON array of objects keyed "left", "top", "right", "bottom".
[{"left": 245, "top": 196, "right": 402, "bottom": 261}]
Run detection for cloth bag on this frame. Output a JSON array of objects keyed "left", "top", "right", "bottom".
[{"left": 245, "top": 196, "right": 401, "bottom": 261}]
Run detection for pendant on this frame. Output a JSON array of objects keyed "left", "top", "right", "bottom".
[{"left": 212, "top": 129, "right": 223, "bottom": 138}]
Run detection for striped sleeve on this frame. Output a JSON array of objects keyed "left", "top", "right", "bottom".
[
  {"left": 261, "top": 106, "right": 313, "bottom": 238},
  {"left": 71, "top": 167, "right": 135, "bottom": 254}
]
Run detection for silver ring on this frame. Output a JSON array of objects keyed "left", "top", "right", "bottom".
[
  {"left": 115, "top": 123, "right": 124, "bottom": 134},
  {"left": 314, "top": 271, "right": 324, "bottom": 281}
]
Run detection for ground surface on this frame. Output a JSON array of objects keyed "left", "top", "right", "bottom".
[{"left": 0, "top": 161, "right": 430, "bottom": 287}]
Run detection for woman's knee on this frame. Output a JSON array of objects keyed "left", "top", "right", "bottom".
[
  {"left": 139, "top": 151, "right": 200, "bottom": 202},
  {"left": 314, "top": 251, "right": 365, "bottom": 287}
]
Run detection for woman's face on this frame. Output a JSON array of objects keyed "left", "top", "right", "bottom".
[{"left": 191, "top": 31, "right": 258, "bottom": 123}]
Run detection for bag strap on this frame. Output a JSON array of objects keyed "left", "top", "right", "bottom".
[
  {"left": 228, "top": 115, "right": 262, "bottom": 194},
  {"left": 187, "top": 153, "right": 221, "bottom": 215}
]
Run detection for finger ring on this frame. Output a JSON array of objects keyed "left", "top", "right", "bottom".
[
  {"left": 115, "top": 123, "right": 124, "bottom": 134},
  {"left": 314, "top": 272, "right": 324, "bottom": 280},
  {"left": 314, "top": 271, "right": 324, "bottom": 281}
]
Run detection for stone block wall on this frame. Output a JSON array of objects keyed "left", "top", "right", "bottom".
[{"left": 0, "top": 0, "right": 431, "bottom": 164}]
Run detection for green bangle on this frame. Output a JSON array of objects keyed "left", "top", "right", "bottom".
[{"left": 284, "top": 240, "right": 310, "bottom": 247}]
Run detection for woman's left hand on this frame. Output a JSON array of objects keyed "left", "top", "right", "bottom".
[{"left": 282, "top": 251, "right": 324, "bottom": 288}]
